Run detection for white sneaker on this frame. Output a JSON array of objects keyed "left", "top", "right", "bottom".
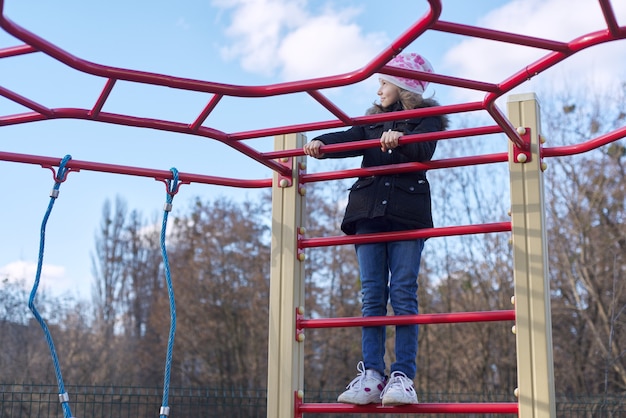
[
  {"left": 337, "top": 361, "right": 386, "bottom": 405},
  {"left": 380, "top": 371, "right": 418, "bottom": 406}
]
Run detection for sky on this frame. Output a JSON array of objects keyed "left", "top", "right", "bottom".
[{"left": 1, "top": 0, "right": 625, "bottom": 300}]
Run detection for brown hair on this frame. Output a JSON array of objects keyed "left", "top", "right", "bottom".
[
  {"left": 365, "top": 87, "right": 449, "bottom": 130},
  {"left": 367, "top": 87, "right": 425, "bottom": 115}
]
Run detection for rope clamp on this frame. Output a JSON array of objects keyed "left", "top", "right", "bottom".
[
  {"left": 160, "top": 406, "right": 170, "bottom": 416},
  {"left": 59, "top": 392, "right": 70, "bottom": 403}
]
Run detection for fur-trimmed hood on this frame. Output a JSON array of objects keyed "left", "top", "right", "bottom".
[{"left": 366, "top": 98, "right": 449, "bottom": 130}]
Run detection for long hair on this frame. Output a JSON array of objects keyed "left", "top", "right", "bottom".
[
  {"left": 367, "top": 88, "right": 426, "bottom": 114},
  {"left": 366, "top": 87, "right": 449, "bottom": 129}
]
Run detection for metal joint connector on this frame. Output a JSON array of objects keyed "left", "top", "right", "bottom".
[{"left": 58, "top": 392, "right": 70, "bottom": 403}]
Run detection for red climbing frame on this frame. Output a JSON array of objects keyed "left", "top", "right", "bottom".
[
  {"left": 2, "top": 0, "right": 625, "bottom": 416},
  {"left": 2, "top": 0, "right": 623, "bottom": 181}
]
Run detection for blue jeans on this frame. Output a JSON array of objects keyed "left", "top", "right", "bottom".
[{"left": 355, "top": 218, "right": 424, "bottom": 380}]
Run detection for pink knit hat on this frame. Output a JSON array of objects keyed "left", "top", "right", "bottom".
[{"left": 378, "top": 53, "right": 434, "bottom": 95}]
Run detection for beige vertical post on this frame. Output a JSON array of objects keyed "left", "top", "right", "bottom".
[
  {"left": 507, "top": 93, "right": 556, "bottom": 418},
  {"left": 267, "top": 133, "right": 306, "bottom": 418}
]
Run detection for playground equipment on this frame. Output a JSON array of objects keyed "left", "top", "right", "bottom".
[{"left": 1, "top": 0, "right": 625, "bottom": 417}]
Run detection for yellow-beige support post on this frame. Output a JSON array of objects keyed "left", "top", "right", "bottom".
[
  {"left": 507, "top": 93, "right": 556, "bottom": 418},
  {"left": 267, "top": 133, "right": 306, "bottom": 418}
]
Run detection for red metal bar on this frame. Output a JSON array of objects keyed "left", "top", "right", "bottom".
[
  {"left": 300, "top": 221, "right": 511, "bottom": 248},
  {"left": 432, "top": 20, "right": 570, "bottom": 52},
  {"left": 480, "top": 27, "right": 625, "bottom": 149},
  {"left": 484, "top": 100, "right": 525, "bottom": 149},
  {"left": 0, "top": 151, "right": 272, "bottom": 188},
  {"left": 386, "top": 0, "right": 441, "bottom": 56},
  {"left": 190, "top": 94, "right": 223, "bottom": 131},
  {"left": 297, "top": 401, "right": 518, "bottom": 415},
  {"left": 0, "top": 43, "right": 37, "bottom": 58},
  {"left": 89, "top": 78, "right": 116, "bottom": 117},
  {"left": 599, "top": 0, "right": 623, "bottom": 37},
  {"left": 300, "top": 152, "right": 507, "bottom": 184},
  {"left": 304, "top": 124, "right": 502, "bottom": 161},
  {"left": 356, "top": 0, "right": 441, "bottom": 82},
  {"left": 0, "top": 86, "right": 53, "bottom": 116},
  {"left": 0, "top": 0, "right": 438, "bottom": 99},
  {"left": 380, "top": 67, "right": 501, "bottom": 93},
  {"left": 299, "top": 310, "right": 515, "bottom": 329},
  {"left": 240, "top": 101, "right": 482, "bottom": 143},
  {"left": 543, "top": 126, "right": 626, "bottom": 158},
  {"left": 307, "top": 90, "right": 351, "bottom": 124},
  {"left": 1, "top": 0, "right": 624, "bottom": 153},
  {"left": 0, "top": 107, "right": 291, "bottom": 177},
  {"left": 267, "top": 124, "right": 503, "bottom": 160}
]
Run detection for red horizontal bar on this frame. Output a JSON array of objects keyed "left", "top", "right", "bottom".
[
  {"left": 236, "top": 101, "right": 483, "bottom": 144},
  {"left": 0, "top": 151, "right": 272, "bottom": 188},
  {"left": 270, "top": 122, "right": 501, "bottom": 160},
  {"left": 297, "top": 402, "right": 518, "bottom": 414},
  {"left": 0, "top": 107, "right": 291, "bottom": 176},
  {"left": 380, "top": 67, "right": 501, "bottom": 93},
  {"left": 300, "top": 221, "right": 511, "bottom": 248},
  {"left": 300, "top": 151, "right": 507, "bottom": 184},
  {"left": 299, "top": 310, "right": 515, "bottom": 329},
  {"left": 543, "top": 126, "right": 626, "bottom": 158},
  {"left": 433, "top": 20, "right": 570, "bottom": 52}
]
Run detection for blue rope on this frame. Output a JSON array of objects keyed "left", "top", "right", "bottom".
[
  {"left": 159, "top": 168, "right": 180, "bottom": 418},
  {"left": 28, "top": 154, "right": 74, "bottom": 418}
]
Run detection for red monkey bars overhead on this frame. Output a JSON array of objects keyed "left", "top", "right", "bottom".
[{"left": 0, "top": 0, "right": 625, "bottom": 185}]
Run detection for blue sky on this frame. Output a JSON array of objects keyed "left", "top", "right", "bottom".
[{"left": 1, "top": 0, "right": 625, "bottom": 299}]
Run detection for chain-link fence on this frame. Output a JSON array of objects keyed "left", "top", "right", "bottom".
[{"left": 1, "top": 384, "right": 624, "bottom": 417}]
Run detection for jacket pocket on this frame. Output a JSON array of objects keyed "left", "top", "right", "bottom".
[
  {"left": 348, "top": 176, "right": 376, "bottom": 191},
  {"left": 345, "top": 177, "right": 376, "bottom": 215},
  {"left": 390, "top": 179, "right": 430, "bottom": 219}
]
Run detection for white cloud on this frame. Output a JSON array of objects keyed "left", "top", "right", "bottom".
[
  {"left": 278, "top": 11, "right": 385, "bottom": 80},
  {"left": 213, "top": 0, "right": 385, "bottom": 80},
  {"left": 442, "top": 0, "right": 626, "bottom": 102},
  {"left": 1, "top": 260, "right": 69, "bottom": 293},
  {"left": 211, "top": 0, "right": 626, "bottom": 104}
]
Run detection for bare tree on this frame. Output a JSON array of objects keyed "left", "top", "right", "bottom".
[
  {"left": 150, "top": 195, "right": 272, "bottom": 389},
  {"left": 91, "top": 196, "right": 129, "bottom": 335},
  {"left": 543, "top": 84, "right": 626, "bottom": 394}
]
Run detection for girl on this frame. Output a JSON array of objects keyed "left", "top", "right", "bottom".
[{"left": 303, "top": 53, "right": 448, "bottom": 406}]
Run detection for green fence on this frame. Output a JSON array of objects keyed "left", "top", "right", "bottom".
[{"left": 1, "top": 384, "right": 624, "bottom": 417}]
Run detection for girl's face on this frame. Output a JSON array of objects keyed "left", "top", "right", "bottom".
[{"left": 377, "top": 79, "right": 400, "bottom": 108}]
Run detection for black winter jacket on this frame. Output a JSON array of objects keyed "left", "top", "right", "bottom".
[{"left": 313, "top": 99, "right": 447, "bottom": 235}]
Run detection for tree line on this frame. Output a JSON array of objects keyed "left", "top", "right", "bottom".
[{"left": 0, "top": 88, "right": 624, "bottom": 400}]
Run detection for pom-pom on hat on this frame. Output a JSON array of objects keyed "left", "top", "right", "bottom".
[{"left": 378, "top": 53, "right": 434, "bottom": 95}]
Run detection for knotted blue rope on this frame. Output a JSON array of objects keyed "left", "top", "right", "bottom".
[
  {"left": 28, "top": 154, "right": 74, "bottom": 418},
  {"left": 159, "top": 168, "right": 181, "bottom": 418}
]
